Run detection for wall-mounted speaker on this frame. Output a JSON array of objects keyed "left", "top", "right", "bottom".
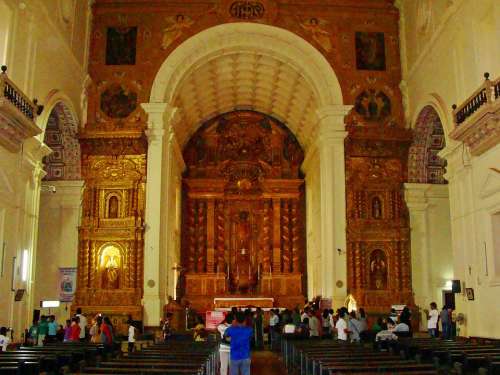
[{"left": 452, "top": 279, "right": 461, "bottom": 293}]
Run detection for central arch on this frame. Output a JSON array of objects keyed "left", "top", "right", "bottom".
[{"left": 142, "top": 22, "right": 351, "bottom": 324}]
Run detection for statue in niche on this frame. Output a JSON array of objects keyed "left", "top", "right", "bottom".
[
  {"left": 300, "top": 17, "right": 332, "bottom": 53},
  {"left": 108, "top": 196, "right": 119, "bottom": 218},
  {"left": 370, "top": 249, "right": 387, "bottom": 290},
  {"left": 161, "top": 15, "right": 194, "bottom": 50},
  {"left": 234, "top": 211, "right": 253, "bottom": 292},
  {"left": 236, "top": 211, "right": 251, "bottom": 254},
  {"left": 372, "top": 197, "right": 382, "bottom": 219},
  {"left": 100, "top": 245, "right": 121, "bottom": 289}
]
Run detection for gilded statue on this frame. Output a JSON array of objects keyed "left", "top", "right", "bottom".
[
  {"left": 100, "top": 245, "right": 121, "bottom": 289},
  {"left": 370, "top": 250, "right": 387, "bottom": 290}
]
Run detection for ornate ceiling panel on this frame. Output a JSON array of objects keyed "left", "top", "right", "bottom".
[{"left": 173, "top": 51, "right": 319, "bottom": 149}]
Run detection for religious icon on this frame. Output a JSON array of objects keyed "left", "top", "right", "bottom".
[
  {"left": 354, "top": 89, "right": 391, "bottom": 121},
  {"left": 107, "top": 196, "right": 119, "bottom": 218},
  {"left": 372, "top": 197, "right": 382, "bottom": 219},
  {"left": 370, "top": 249, "right": 387, "bottom": 290},
  {"left": 100, "top": 245, "right": 121, "bottom": 289},
  {"left": 105, "top": 27, "right": 137, "bottom": 65},
  {"left": 355, "top": 32, "right": 386, "bottom": 71},
  {"left": 161, "top": 15, "right": 194, "bottom": 50},
  {"left": 300, "top": 17, "right": 332, "bottom": 53}
]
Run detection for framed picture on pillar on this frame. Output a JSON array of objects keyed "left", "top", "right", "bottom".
[{"left": 465, "top": 288, "right": 474, "bottom": 301}]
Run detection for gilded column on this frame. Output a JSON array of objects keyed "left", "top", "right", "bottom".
[
  {"left": 206, "top": 199, "right": 215, "bottom": 273},
  {"left": 272, "top": 198, "right": 281, "bottom": 273}
]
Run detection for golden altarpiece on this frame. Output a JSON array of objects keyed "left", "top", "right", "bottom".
[{"left": 181, "top": 111, "right": 306, "bottom": 310}]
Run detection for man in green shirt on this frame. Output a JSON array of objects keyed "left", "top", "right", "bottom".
[{"left": 37, "top": 316, "right": 49, "bottom": 346}]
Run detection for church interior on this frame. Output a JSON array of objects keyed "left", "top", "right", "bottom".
[{"left": 0, "top": 0, "right": 499, "bottom": 363}]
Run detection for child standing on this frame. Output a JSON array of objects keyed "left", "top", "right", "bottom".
[{"left": 128, "top": 321, "right": 136, "bottom": 353}]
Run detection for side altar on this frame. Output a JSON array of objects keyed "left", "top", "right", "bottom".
[{"left": 180, "top": 111, "right": 306, "bottom": 311}]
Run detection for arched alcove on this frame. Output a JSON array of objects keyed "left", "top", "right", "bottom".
[
  {"left": 408, "top": 105, "right": 447, "bottom": 184},
  {"left": 42, "top": 102, "right": 81, "bottom": 181}
]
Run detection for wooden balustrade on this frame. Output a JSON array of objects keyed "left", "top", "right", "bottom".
[
  {"left": 0, "top": 65, "right": 37, "bottom": 122},
  {"left": 450, "top": 72, "right": 500, "bottom": 156},
  {"left": 452, "top": 72, "right": 499, "bottom": 127}
]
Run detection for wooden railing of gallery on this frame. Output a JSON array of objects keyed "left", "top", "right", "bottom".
[
  {"left": 0, "top": 65, "right": 37, "bottom": 121},
  {"left": 452, "top": 72, "right": 500, "bottom": 126}
]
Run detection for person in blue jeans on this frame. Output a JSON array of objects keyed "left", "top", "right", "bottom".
[{"left": 224, "top": 311, "right": 253, "bottom": 375}]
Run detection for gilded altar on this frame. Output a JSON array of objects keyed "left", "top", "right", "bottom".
[{"left": 181, "top": 111, "right": 306, "bottom": 311}]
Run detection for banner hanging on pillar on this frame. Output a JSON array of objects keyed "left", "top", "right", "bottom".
[{"left": 58, "top": 267, "right": 77, "bottom": 302}]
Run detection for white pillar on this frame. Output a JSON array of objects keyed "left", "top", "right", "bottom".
[
  {"left": 304, "top": 104, "right": 351, "bottom": 306},
  {"left": 141, "top": 103, "right": 177, "bottom": 326}
]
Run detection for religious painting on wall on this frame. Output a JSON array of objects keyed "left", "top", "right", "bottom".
[
  {"left": 105, "top": 27, "right": 137, "bottom": 65},
  {"left": 100, "top": 83, "right": 137, "bottom": 119},
  {"left": 354, "top": 89, "right": 391, "bottom": 121},
  {"left": 355, "top": 31, "right": 386, "bottom": 71}
]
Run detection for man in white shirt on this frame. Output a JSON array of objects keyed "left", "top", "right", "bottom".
[
  {"left": 76, "top": 308, "right": 87, "bottom": 341},
  {"left": 335, "top": 310, "right": 348, "bottom": 341},
  {"left": 308, "top": 311, "right": 319, "bottom": 338},
  {"left": 127, "top": 321, "right": 136, "bottom": 353},
  {"left": 427, "top": 302, "right": 439, "bottom": 338},
  {"left": 0, "top": 327, "right": 11, "bottom": 351},
  {"left": 269, "top": 309, "right": 279, "bottom": 350}
]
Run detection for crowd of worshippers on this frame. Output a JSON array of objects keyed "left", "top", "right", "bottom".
[
  {"left": 7, "top": 308, "right": 138, "bottom": 353},
  {"left": 180, "top": 300, "right": 455, "bottom": 348}
]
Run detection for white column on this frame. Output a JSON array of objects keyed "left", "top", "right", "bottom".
[
  {"left": 141, "top": 103, "right": 176, "bottom": 326},
  {"left": 304, "top": 105, "right": 351, "bottom": 306},
  {"left": 404, "top": 183, "right": 431, "bottom": 329}
]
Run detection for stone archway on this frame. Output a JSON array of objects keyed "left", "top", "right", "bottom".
[{"left": 141, "top": 22, "right": 351, "bottom": 324}]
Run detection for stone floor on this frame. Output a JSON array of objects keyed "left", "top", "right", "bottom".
[{"left": 251, "top": 350, "right": 287, "bottom": 375}]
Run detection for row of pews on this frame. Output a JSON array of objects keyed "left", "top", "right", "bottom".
[
  {"left": 388, "top": 337, "right": 500, "bottom": 375},
  {"left": 80, "top": 341, "right": 218, "bottom": 375},
  {"left": 0, "top": 339, "right": 218, "bottom": 375},
  {"left": 0, "top": 341, "right": 106, "bottom": 374},
  {"left": 281, "top": 338, "right": 438, "bottom": 375}
]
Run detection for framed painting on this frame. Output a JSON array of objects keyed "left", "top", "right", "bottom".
[
  {"left": 355, "top": 31, "right": 386, "bottom": 71},
  {"left": 105, "top": 27, "right": 137, "bottom": 65},
  {"left": 465, "top": 287, "right": 475, "bottom": 301}
]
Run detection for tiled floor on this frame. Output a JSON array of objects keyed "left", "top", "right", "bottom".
[{"left": 251, "top": 350, "right": 287, "bottom": 375}]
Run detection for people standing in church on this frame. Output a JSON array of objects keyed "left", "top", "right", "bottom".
[
  {"left": 253, "top": 307, "right": 264, "bottom": 349},
  {"left": 63, "top": 320, "right": 71, "bottom": 342},
  {"left": 127, "top": 320, "right": 136, "bottom": 353},
  {"left": 47, "top": 315, "right": 57, "bottom": 343},
  {"left": 89, "top": 316, "right": 102, "bottom": 343},
  {"left": 269, "top": 309, "right": 279, "bottom": 350},
  {"left": 0, "top": 327, "right": 11, "bottom": 351},
  {"left": 217, "top": 314, "right": 233, "bottom": 375},
  {"left": 321, "top": 309, "right": 331, "bottom": 338},
  {"left": 427, "top": 302, "right": 439, "bottom": 337},
  {"left": 70, "top": 317, "right": 81, "bottom": 342},
  {"left": 301, "top": 307, "right": 310, "bottom": 322},
  {"left": 308, "top": 310, "right": 320, "bottom": 338},
  {"left": 75, "top": 308, "right": 87, "bottom": 341},
  {"left": 28, "top": 320, "right": 39, "bottom": 346},
  {"left": 291, "top": 307, "right": 301, "bottom": 326},
  {"left": 440, "top": 305, "right": 451, "bottom": 339},
  {"left": 224, "top": 312, "right": 253, "bottom": 375},
  {"left": 193, "top": 315, "right": 206, "bottom": 342},
  {"left": 37, "top": 316, "right": 48, "bottom": 346},
  {"left": 348, "top": 311, "right": 362, "bottom": 343},
  {"left": 335, "top": 309, "right": 348, "bottom": 342}
]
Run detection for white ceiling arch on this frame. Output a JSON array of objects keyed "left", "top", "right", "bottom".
[{"left": 148, "top": 22, "right": 344, "bottom": 150}]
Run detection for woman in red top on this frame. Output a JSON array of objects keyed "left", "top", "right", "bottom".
[
  {"left": 100, "top": 317, "right": 113, "bottom": 345},
  {"left": 70, "top": 317, "right": 81, "bottom": 341}
]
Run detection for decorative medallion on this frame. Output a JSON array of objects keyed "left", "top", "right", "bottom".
[
  {"left": 229, "top": 1, "right": 265, "bottom": 20},
  {"left": 354, "top": 89, "right": 391, "bottom": 121},
  {"left": 100, "top": 83, "right": 137, "bottom": 119},
  {"left": 219, "top": 0, "right": 277, "bottom": 22}
]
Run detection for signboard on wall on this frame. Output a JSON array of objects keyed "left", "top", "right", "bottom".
[
  {"left": 205, "top": 311, "right": 226, "bottom": 331},
  {"left": 58, "top": 267, "right": 77, "bottom": 302}
]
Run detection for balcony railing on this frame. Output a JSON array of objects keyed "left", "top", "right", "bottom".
[
  {"left": 452, "top": 72, "right": 500, "bottom": 126},
  {"left": 450, "top": 73, "right": 500, "bottom": 156},
  {"left": 0, "top": 65, "right": 42, "bottom": 152}
]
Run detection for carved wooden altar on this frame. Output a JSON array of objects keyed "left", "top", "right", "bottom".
[
  {"left": 73, "top": 153, "right": 145, "bottom": 332},
  {"left": 345, "top": 125, "right": 414, "bottom": 313},
  {"left": 181, "top": 111, "right": 306, "bottom": 310}
]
